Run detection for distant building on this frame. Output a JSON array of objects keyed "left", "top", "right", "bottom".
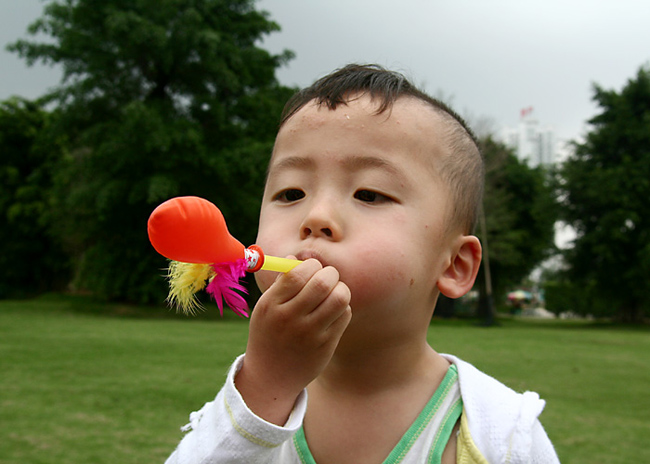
[{"left": 501, "top": 107, "right": 557, "bottom": 167}]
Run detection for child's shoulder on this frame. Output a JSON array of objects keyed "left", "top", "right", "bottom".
[
  {"left": 441, "top": 353, "right": 545, "bottom": 417},
  {"left": 441, "top": 354, "right": 559, "bottom": 464}
]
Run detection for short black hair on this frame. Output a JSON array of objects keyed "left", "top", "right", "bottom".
[{"left": 278, "top": 64, "right": 484, "bottom": 234}]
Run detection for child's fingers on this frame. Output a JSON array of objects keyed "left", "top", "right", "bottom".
[
  {"left": 254, "top": 258, "right": 350, "bottom": 338},
  {"left": 306, "top": 280, "right": 352, "bottom": 329},
  {"left": 271, "top": 255, "right": 298, "bottom": 283},
  {"left": 268, "top": 258, "right": 326, "bottom": 305},
  {"left": 325, "top": 303, "right": 352, "bottom": 341},
  {"left": 293, "top": 266, "right": 344, "bottom": 314}
]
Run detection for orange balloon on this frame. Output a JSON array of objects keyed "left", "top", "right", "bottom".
[{"left": 147, "top": 196, "right": 245, "bottom": 264}]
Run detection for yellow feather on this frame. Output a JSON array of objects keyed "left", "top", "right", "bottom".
[{"left": 166, "top": 261, "right": 215, "bottom": 315}]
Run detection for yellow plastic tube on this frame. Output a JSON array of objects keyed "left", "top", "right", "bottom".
[{"left": 260, "top": 255, "right": 302, "bottom": 273}]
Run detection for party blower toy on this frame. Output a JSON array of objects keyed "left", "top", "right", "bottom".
[{"left": 147, "top": 196, "right": 301, "bottom": 317}]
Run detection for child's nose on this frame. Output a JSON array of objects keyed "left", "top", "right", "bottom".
[
  {"left": 302, "top": 226, "right": 333, "bottom": 238},
  {"left": 300, "top": 203, "right": 341, "bottom": 240}
]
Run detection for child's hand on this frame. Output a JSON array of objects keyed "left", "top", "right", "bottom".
[{"left": 235, "top": 258, "right": 352, "bottom": 425}]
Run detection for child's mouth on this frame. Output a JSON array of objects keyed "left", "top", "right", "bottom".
[{"left": 296, "top": 250, "right": 327, "bottom": 267}]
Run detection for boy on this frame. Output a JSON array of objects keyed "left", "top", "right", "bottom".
[{"left": 165, "top": 64, "right": 559, "bottom": 463}]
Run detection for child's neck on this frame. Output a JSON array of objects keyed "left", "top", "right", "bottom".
[{"left": 311, "top": 336, "right": 449, "bottom": 395}]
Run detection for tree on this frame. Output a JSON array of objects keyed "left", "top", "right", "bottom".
[
  {"left": 8, "top": 0, "right": 295, "bottom": 303},
  {"left": 558, "top": 66, "right": 650, "bottom": 323},
  {"left": 475, "top": 136, "right": 558, "bottom": 317},
  {"left": 0, "top": 98, "right": 70, "bottom": 297}
]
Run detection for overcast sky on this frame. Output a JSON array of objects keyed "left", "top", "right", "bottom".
[{"left": 2, "top": 0, "right": 649, "bottom": 146}]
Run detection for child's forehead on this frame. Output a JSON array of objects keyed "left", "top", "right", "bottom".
[
  {"left": 268, "top": 96, "right": 449, "bottom": 185},
  {"left": 286, "top": 95, "right": 439, "bottom": 128},
  {"left": 274, "top": 95, "right": 448, "bottom": 159}
]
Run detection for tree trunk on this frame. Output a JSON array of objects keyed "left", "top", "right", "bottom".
[
  {"left": 617, "top": 302, "right": 645, "bottom": 324},
  {"left": 435, "top": 295, "right": 456, "bottom": 319}
]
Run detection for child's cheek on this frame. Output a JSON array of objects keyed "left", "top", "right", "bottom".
[{"left": 342, "top": 255, "right": 410, "bottom": 311}]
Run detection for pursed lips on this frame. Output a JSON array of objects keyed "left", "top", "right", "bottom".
[{"left": 295, "top": 250, "right": 328, "bottom": 267}]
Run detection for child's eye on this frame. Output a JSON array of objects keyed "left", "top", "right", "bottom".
[
  {"left": 354, "top": 190, "right": 391, "bottom": 204},
  {"left": 275, "top": 189, "right": 305, "bottom": 202}
]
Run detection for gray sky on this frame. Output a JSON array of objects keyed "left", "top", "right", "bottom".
[{"left": 2, "top": 0, "right": 649, "bottom": 145}]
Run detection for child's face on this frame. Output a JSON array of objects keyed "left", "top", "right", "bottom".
[{"left": 255, "top": 95, "right": 458, "bottom": 327}]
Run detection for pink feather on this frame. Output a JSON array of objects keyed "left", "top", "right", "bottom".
[{"left": 205, "top": 259, "right": 250, "bottom": 317}]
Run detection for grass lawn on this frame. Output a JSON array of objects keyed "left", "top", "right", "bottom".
[{"left": 1, "top": 295, "right": 648, "bottom": 463}]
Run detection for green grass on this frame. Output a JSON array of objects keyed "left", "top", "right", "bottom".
[
  {"left": 0, "top": 295, "right": 250, "bottom": 463},
  {"left": 430, "top": 318, "right": 650, "bottom": 464},
  {"left": 1, "top": 296, "right": 648, "bottom": 463}
]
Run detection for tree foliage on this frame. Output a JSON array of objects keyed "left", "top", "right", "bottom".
[
  {"left": 8, "top": 0, "right": 295, "bottom": 303},
  {"left": 559, "top": 66, "right": 650, "bottom": 322},
  {"left": 476, "top": 136, "right": 558, "bottom": 312},
  {"left": 0, "top": 98, "right": 70, "bottom": 297}
]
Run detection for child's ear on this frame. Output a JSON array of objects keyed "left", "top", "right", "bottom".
[{"left": 437, "top": 235, "right": 482, "bottom": 299}]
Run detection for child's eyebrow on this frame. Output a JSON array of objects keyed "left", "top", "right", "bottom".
[
  {"left": 341, "top": 155, "right": 405, "bottom": 179},
  {"left": 269, "top": 156, "right": 315, "bottom": 173},
  {"left": 269, "top": 155, "right": 407, "bottom": 182}
]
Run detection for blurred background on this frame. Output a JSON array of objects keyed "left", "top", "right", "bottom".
[
  {"left": 2, "top": 0, "right": 648, "bottom": 322},
  {"left": 1, "top": 2, "right": 649, "bottom": 463}
]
